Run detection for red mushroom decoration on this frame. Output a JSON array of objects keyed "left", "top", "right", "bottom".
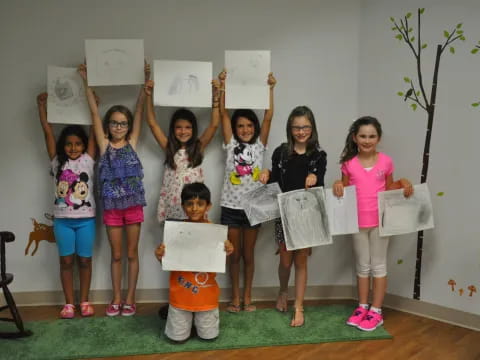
[
  {"left": 448, "top": 279, "right": 456, "bottom": 292},
  {"left": 459, "top": 288, "right": 464, "bottom": 296},
  {"left": 467, "top": 285, "right": 477, "bottom": 297}
]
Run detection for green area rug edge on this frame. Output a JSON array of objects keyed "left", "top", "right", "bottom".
[{"left": 1, "top": 305, "right": 392, "bottom": 360}]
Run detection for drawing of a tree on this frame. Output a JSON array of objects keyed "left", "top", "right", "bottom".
[{"left": 390, "top": 8, "right": 466, "bottom": 300}]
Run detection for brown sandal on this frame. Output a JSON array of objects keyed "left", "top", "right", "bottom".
[
  {"left": 226, "top": 302, "right": 241, "bottom": 313},
  {"left": 290, "top": 306, "right": 304, "bottom": 327}
]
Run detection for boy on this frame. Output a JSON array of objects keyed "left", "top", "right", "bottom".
[{"left": 155, "top": 182, "right": 234, "bottom": 343}]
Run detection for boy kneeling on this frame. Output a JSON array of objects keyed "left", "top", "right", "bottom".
[{"left": 155, "top": 182, "right": 233, "bottom": 343}]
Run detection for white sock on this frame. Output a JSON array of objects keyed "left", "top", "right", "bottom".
[
  {"left": 370, "top": 306, "right": 382, "bottom": 314},
  {"left": 359, "top": 303, "right": 369, "bottom": 310}
]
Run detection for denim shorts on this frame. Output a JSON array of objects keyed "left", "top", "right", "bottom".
[{"left": 220, "top": 207, "right": 260, "bottom": 229}]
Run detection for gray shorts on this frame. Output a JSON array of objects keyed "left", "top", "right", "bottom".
[{"left": 165, "top": 305, "right": 219, "bottom": 342}]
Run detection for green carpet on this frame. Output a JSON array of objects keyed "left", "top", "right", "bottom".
[{"left": 1, "top": 305, "right": 391, "bottom": 359}]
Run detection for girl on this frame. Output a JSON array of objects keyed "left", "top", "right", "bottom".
[
  {"left": 219, "top": 70, "right": 276, "bottom": 313},
  {"left": 333, "top": 116, "right": 413, "bottom": 331},
  {"left": 78, "top": 63, "right": 149, "bottom": 317},
  {"left": 144, "top": 78, "right": 221, "bottom": 223},
  {"left": 37, "top": 92, "right": 97, "bottom": 319},
  {"left": 259, "top": 106, "right": 327, "bottom": 327}
]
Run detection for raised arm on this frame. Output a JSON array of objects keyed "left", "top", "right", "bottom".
[
  {"left": 78, "top": 64, "right": 108, "bottom": 154},
  {"left": 144, "top": 80, "right": 168, "bottom": 150},
  {"left": 218, "top": 70, "right": 233, "bottom": 144},
  {"left": 36, "top": 92, "right": 56, "bottom": 160},
  {"left": 129, "top": 62, "right": 151, "bottom": 148},
  {"left": 259, "top": 72, "right": 276, "bottom": 146},
  {"left": 199, "top": 79, "right": 221, "bottom": 151}
]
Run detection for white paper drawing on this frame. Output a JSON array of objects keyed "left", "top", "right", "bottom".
[
  {"left": 85, "top": 39, "right": 144, "bottom": 86},
  {"left": 162, "top": 221, "right": 228, "bottom": 273},
  {"left": 378, "top": 183, "right": 434, "bottom": 236},
  {"left": 325, "top": 186, "right": 359, "bottom": 236},
  {"left": 153, "top": 60, "right": 212, "bottom": 107},
  {"left": 47, "top": 66, "right": 90, "bottom": 125},
  {"left": 225, "top": 50, "right": 270, "bottom": 109},
  {"left": 240, "top": 183, "right": 282, "bottom": 226},
  {"left": 278, "top": 187, "right": 332, "bottom": 251}
]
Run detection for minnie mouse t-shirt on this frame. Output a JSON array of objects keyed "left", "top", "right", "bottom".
[
  {"left": 220, "top": 137, "right": 265, "bottom": 210},
  {"left": 51, "top": 153, "right": 95, "bottom": 218}
]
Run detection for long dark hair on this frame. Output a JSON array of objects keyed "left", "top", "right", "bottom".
[
  {"left": 55, "top": 125, "right": 88, "bottom": 181},
  {"left": 166, "top": 108, "right": 203, "bottom": 169},
  {"left": 103, "top": 105, "right": 133, "bottom": 140},
  {"left": 285, "top": 105, "right": 320, "bottom": 156},
  {"left": 339, "top": 116, "right": 382, "bottom": 163},
  {"left": 231, "top": 109, "right": 260, "bottom": 144}
]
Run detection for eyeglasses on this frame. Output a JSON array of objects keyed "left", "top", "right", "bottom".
[
  {"left": 109, "top": 120, "right": 129, "bottom": 129},
  {"left": 291, "top": 125, "right": 312, "bottom": 132}
]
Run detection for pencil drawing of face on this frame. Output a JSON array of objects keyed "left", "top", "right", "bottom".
[
  {"left": 280, "top": 189, "right": 331, "bottom": 250},
  {"left": 54, "top": 79, "right": 74, "bottom": 101},
  {"left": 241, "top": 184, "right": 282, "bottom": 225},
  {"left": 168, "top": 73, "right": 200, "bottom": 95}
]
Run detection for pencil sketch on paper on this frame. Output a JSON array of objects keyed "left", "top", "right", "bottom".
[
  {"left": 325, "top": 186, "right": 359, "bottom": 236},
  {"left": 225, "top": 50, "right": 270, "bottom": 109},
  {"left": 47, "top": 66, "right": 90, "bottom": 125},
  {"left": 378, "top": 183, "right": 434, "bottom": 236},
  {"left": 154, "top": 60, "right": 212, "bottom": 107},
  {"left": 240, "top": 183, "right": 282, "bottom": 226},
  {"left": 85, "top": 39, "right": 144, "bottom": 86},
  {"left": 278, "top": 187, "right": 332, "bottom": 251},
  {"left": 162, "top": 221, "right": 228, "bottom": 273}
]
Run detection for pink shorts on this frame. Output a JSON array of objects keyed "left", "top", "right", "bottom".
[{"left": 103, "top": 206, "right": 144, "bottom": 226}]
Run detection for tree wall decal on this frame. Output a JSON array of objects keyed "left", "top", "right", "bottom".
[{"left": 390, "top": 8, "right": 466, "bottom": 300}]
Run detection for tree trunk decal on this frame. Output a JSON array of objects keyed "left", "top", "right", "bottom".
[{"left": 390, "top": 8, "right": 465, "bottom": 300}]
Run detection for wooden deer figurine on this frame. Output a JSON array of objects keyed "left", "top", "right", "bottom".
[{"left": 25, "top": 214, "right": 56, "bottom": 256}]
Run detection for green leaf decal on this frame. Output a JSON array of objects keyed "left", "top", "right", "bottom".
[
  {"left": 406, "top": 12, "right": 412, "bottom": 19},
  {"left": 456, "top": 23, "right": 463, "bottom": 29},
  {"left": 419, "top": 8, "right": 425, "bottom": 14},
  {"left": 411, "top": 103, "right": 417, "bottom": 111},
  {"left": 397, "top": 259, "right": 404, "bottom": 265},
  {"left": 460, "top": 36, "right": 466, "bottom": 41},
  {"left": 444, "top": 30, "right": 450, "bottom": 38},
  {"left": 395, "top": 34, "right": 403, "bottom": 40},
  {"left": 404, "top": 77, "right": 411, "bottom": 83},
  {"left": 397, "top": 92, "right": 404, "bottom": 96},
  {"left": 411, "top": 36, "right": 415, "bottom": 42},
  {"left": 472, "top": 48, "right": 479, "bottom": 54},
  {"left": 437, "top": 192, "right": 445, "bottom": 197},
  {"left": 472, "top": 102, "right": 480, "bottom": 107},
  {"left": 390, "top": 17, "right": 395, "bottom": 22},
  {"left": 450, "top": 46, "right": 455, "bottom": 54},
  {"left": 422, "top": 43, "right": 427, "bottom": 49}
]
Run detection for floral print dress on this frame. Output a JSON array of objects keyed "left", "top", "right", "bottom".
[{"left": 157, "top": 149, "right": 204, "bottom": 223}]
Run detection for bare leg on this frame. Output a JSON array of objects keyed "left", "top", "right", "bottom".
[
  {"left": 77, "top": 256, "right": 92, "bottom": 303},
  {"left": 59, "top": 255, "right": 75, "bottom": 304},
  {"left": 227, "top": 227, "right": 242, "bottom": 311},
  {"left": 125, "top": 223, "right": 141, "bottom": 305},
  {"left": 357, "top": 276, "right": 370, "bottom": 305},
  {"left": 242, "top": 227, "right": 258, "bottom": 307},
  {"left": 107, "top": 226, "right": 123, "bottom": 304},
  {"left": 277, "top": 247, "right": 293, "bottom": 312},
  {"left": 291, "top": 248, "right": 309, "bottom": 327},
  {"left": 371, "top": 276, "right": 387, "bottom": 308}
]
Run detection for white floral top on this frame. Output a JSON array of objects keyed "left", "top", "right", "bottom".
[{"left": 157, "top": 149, "right": 204, "bottom": 223}]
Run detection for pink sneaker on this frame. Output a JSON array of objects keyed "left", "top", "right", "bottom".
[
  {"left": 121, "top": 303, "right": 136, "bottom": 316},
  {"left": 357, "top": 310, "right": 384, "bottom": 331},
  {"left": 346, "top": 306, "right": 368, "bottom": 327},
  {"left": 80, "top": 301, "right": 95, "bottom": 317},
  {"left": 60, "top": 304, "right": 75, "bottom": 319},
  {"left": 105, "top": 303, "right": 121, "bottom": 317}
]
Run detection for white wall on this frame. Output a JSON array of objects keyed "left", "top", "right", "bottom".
[
  {"left": 0, "top": 0, "right": 359, "bottom": 294},
  {"left": 2, "top": 0, "right": 477, "bottom": 317},
  {"left": 359, "top": 0, "right": 480, "bottom": 314}
]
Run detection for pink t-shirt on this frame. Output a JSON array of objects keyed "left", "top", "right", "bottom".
[{"left": 341, "top": 153, "right": 394, "bottom": 228}]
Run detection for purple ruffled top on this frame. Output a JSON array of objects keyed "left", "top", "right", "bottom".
[{"left": 98, "top": 143, "right": 146, "bottom": 210}]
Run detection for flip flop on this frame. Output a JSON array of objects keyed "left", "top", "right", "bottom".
[
  {"left": 243, "top": 303, "right": 257, "bottom": 312},
  {"left": 226, "top": 302, "right": 241, "bottom": 313}
]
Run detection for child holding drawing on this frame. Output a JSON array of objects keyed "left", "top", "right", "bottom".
[
  {"left": 155, "top": 182, "right": 233, "bottom": 343},
  {"left": 36, "top": 92, "right": 97, "bottom": 318},
  {"left": 259, "top": 105, "right": 327, "bottom": 327},
  {"left": 78, "top": 63, "right": 149, "bottom": 317},
  {"left": 144, "top": 78, "right": 221, "bottom": 223},
  {"left": 332, "top": 116, "right": 413, "bottom": 331},
  {"left": 218, "top": 69, "right": 276, "bottom": 313}
]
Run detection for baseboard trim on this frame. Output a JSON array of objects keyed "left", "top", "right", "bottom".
[{"left": 8, "top": 286, "right": 479, "bottom": 331}]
